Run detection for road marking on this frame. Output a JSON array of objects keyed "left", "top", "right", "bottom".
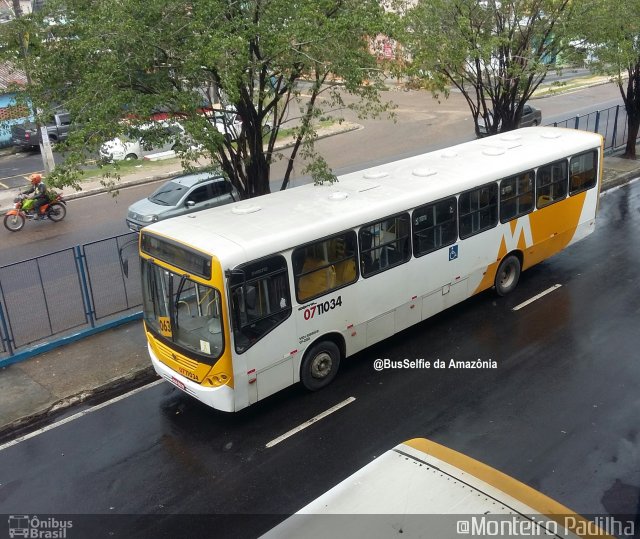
[
  {"left": 512, "top": 284, "right": 562, "bottom": 311},
  {"left": 0, "top": 379, "right": 164, "bottom": 452},
  {"left": 601, "top": 175, "right": 640, "bottom": 194},
  {"left": 0, "top": 181, "right": 7, "bottom": 189},
  {"left": 266, "top": 396, "right": 356, "bottom": 448}
]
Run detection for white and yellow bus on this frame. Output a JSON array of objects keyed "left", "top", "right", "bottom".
[
  {"left": 261, "top": 438, "right": 617, "bottom": 538},
  {"left": 139, "top": 127, "right": 603, "bottom": 412}
]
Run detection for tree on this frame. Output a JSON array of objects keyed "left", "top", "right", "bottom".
[
  {"left": 394, "top": 0, "right": 574, "bottom": 137},
  {"left": 2, "top": 0, "right": 391, "bottom": 196},
  {"left": 568, "top": 0, "right": 640, "bottom": 159}
]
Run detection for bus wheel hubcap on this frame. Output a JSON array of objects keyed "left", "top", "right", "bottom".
[
  {"left": 311, "top": 352, "right": 332, "bottom": 379},
  {"left": 501, "top": 265, "right": 513, "bottom": 287}
]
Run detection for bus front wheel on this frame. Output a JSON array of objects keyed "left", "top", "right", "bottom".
[
  {"left": 495, "top": 255, "right": 521, "bottom": 296},
  {"left": 301, "top": 341, "right": 341, "bottom": 391}
]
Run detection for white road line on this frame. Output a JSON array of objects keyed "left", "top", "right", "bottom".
[
  {"left": 266, "top": 396, "right": 356, "bottom": 448},
  {"left": 0, "top": 379, "right": 164, "bottom": 452},
  {"left": 601, "top": 176, "right": 640, "bottom": 194},
  {"left": 512, "top": 284, "right": 562, "bottom": 311}
]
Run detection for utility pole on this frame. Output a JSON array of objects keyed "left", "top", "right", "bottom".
[{"left": 12, "top": 0, "right": 56, "bottom": 174}]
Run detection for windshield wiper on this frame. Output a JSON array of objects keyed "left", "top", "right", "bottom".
[{"left": 173, "top": 275, "right": 188, "bottom": 331}]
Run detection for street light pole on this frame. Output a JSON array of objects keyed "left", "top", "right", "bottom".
[{"left": 12, "top": 0, "right": 56, "bottom": 175}]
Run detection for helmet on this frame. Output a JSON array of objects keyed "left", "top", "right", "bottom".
[{"left": 29, "top": 173, "right": 42, "bottom": 184}]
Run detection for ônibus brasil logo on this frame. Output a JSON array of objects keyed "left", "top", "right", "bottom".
[{"left": 8, "top": 515, "right": 73, "bottom": 538}]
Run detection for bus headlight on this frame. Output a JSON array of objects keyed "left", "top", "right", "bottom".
[{"left": 202, "top": 372, "right": 230, "bottom": 387}]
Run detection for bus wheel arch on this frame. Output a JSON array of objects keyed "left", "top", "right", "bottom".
[
  {"left": 300, "top": 334, "right": 344, "bottom": 391},
  {"left": 494, "top": 251, "right": 522, "bottom": 296}
]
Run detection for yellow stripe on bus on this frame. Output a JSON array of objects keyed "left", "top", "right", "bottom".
[{"left": 403, "top": 438, "right": 613, "bottom": 538}]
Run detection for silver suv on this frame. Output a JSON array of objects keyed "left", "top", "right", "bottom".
[{"left": 126, "top": 171, "right": 239, "bottom": 232}]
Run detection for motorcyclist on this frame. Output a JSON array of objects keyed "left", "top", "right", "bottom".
[{"left": 24, "top": 173, "right": 48, "bottom": 220}]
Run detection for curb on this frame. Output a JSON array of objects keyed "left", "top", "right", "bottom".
[
  {"left": 0, "top": 122, "right": 363, "bottom": 212},
  {"left": 532, "top": 77, "right": 613, "bottom": 100},
  {"left": 0, "top": 121, "right": 636, "bottom": 438},
  {"left": 3, "top": 165, "right": 637, "bottom": 438},
  {"left": 68, "top": 122, "right": 363, "bottom": 200},
  {"left": 602, "top": 169, "right": 640, "bottom": 192},
  {"left": 0, "top": 365, "right": 158, "bottom": 446}
]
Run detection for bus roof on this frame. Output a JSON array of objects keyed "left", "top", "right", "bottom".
[
  {"left": 144, "top": 127, "right": 602, "bottom": 267},
  {"left": 261, "top": 438, "right": 614, "bottom": 539}
]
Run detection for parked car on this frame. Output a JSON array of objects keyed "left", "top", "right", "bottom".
[
  {"left": 125, "top": 171, "right": 239, "bottom": 232},
  {"left": 477, "top": 104, "right": 541, "bottom": 136},
  {"left": 11, "top": 111, "right": 71, "bottom": 150},
  {"left": 205, "top": 107, "right": 272, "bottom": 141},
  {"left": 100, "top": 121, "right": 185, "bottom": 161},
  {"left": 208, "top": 109, "right": 243, "bottom": 141}
]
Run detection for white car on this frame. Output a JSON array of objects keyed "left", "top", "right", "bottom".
[
  {"left": 207, "top": 109, "right": 243, "bottom": 141},
  {"left": 99, "top": 121, "right": 185, "bottom": 161},
  {"left": 205, "top": 107, "right": 271, "bottom": 141}
]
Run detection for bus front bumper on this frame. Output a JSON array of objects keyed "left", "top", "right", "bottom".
[{"left": 149, "top": 345, "right": 235, "bottom": 412}]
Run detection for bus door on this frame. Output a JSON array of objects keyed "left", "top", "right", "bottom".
[
  {"left": 421, "top": 243, "right": 469, "bottom": 320},
  {"left": 292, "top": 233, "right": 360, "bottom": 355},
  {"left": 229, "top": 255, "right": 294, "bottom": 404}
]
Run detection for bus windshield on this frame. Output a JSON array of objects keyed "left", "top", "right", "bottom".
[{"left": 141, "top": 259, "right": 224, "bottom": 361}]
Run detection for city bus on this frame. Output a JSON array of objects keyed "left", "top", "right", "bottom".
[
  {"left": 138, "top": 126, "right": 603, "bottom": 412},
  {"left": 261, "top": 438, "right": 618, "bottom": 538}
]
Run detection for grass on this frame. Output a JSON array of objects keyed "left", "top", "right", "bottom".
[
  {"left": 533, "top": 74, "right": 611, "bottom": 98},
  {"left": 77, "top": 119, "right": 338, "bottom": 181},
  {"left": 78, "top": 156, "right": 181, "bottom": 181}
]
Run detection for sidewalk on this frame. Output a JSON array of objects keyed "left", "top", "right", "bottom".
[
  {"left": 0, "top": 121, "right": 363, "bottom": 213},
  {"left": 1, "top": 140, "right": 639, "bottom": 444}
]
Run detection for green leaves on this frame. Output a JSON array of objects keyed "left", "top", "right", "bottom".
[
  {"left": 398, "top": 0, "right": 574, "bottom": 136},
  {"left": 3, "top": 0, "right": 392, "bottom": 196}
]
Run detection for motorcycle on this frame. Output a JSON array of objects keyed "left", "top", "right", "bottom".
[{"left": 3, "top": 191, "right": 67, "bottom": 232}]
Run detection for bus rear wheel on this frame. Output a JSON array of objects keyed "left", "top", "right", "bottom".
[
  {"left": 301, "top": 341, "right": 340, "bottom": 391},
  {"left": 495, "top": 254, "right": 521, "bottom": 296}
]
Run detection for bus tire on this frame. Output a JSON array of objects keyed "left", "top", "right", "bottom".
[
  {"left": 300, "top": 341, "right": 340, "bottom": 391},
  {"left": 495, "top": 254, "right": 521, "bottom": 296}
]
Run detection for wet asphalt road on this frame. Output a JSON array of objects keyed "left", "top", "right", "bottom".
[{"left": 0, "top": 181, "right": 639, "bottom": 539}]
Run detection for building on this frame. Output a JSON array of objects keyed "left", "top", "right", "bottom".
[{"left": 0, "top": 62, "right": 32, "bottom": 148}]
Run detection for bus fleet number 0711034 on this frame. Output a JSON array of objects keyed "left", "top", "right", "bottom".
[{"left": 303, "top": 296, "right": 343, "bottom": 320}]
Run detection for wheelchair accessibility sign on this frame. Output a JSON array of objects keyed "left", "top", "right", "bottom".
[{"left": 449, "top": 245, "right": 459, "bottom": 261}]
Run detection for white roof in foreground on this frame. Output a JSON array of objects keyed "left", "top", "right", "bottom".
[
  {"left": 144, "top": 127, "right": 602, "bottom": 265},
  {"left": 260, "top": 438, "right": 611, "bottom": 539}
]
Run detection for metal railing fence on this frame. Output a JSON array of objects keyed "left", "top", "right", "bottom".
[
  {"left": 546, "top": 104, "right": 631, "bottom": 154},
  {"left": 0, "top": 104, "right": 638, "bottom": 364},
  {"left": 0, "top": 232, "right": 141, "bottom": 362}
]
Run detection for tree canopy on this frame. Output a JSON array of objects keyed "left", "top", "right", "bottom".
[
  {"left": 1, "top": 0, "right": 392, "bottom": 195},
  {"left": 395, "top": 0, "right": 575, "bottom": 136},
  {"left": 568, "top": 0, "right": 640, "bottom": 158}
]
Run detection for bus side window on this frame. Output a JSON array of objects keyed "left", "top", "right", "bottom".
[
  {"left": 569, "top": 150, "right": 597, "bottom": 194},
  {"left": 537, "top": 160, "right": 568, "bottom": 208},
  {"left": 359, "top": 213, "right": 411, "bottom": 277},
  {"left": 413, "top": 197, "right": 457, "bottom": 257},
  {"left": 293, "top": 231, "right": 358, "bottom": 303},
  {"left": 499, "top": 171, "right": 534, "bottom": 223},
  {"left": 459, "top": 184, "right": 498, "bottom": 239},
  {"left": 298, "top": 257, "right": 335, "bottom": 300}
]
